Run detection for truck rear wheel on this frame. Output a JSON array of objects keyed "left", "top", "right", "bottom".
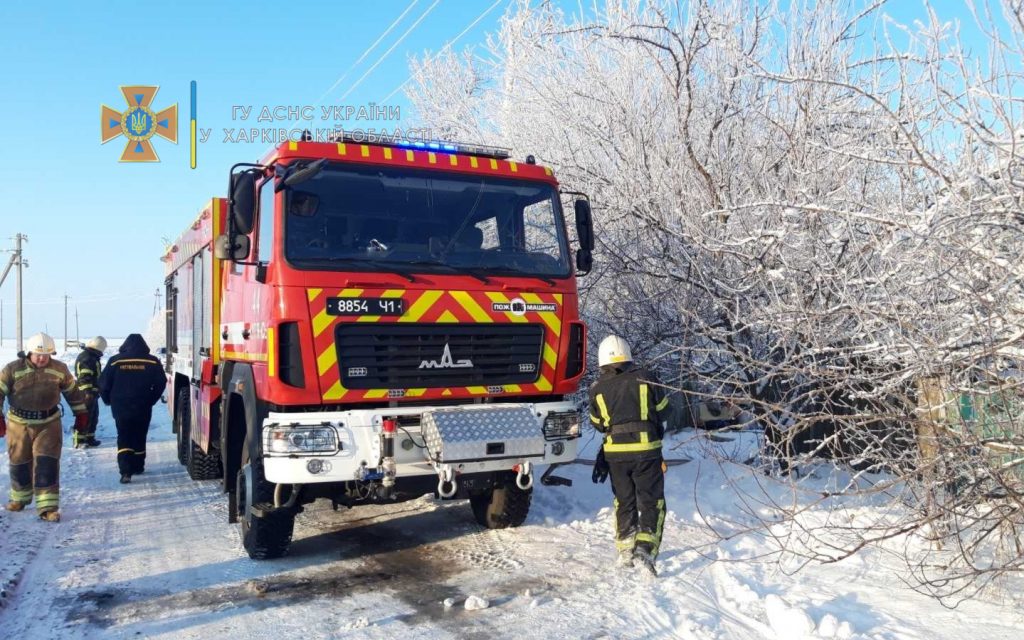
[
  {"left": 238, "top": 449, "right": 295, "bottom": 560},
  {"left": 182, "top": 388, "right": 223, "bottom": 481},
  {"left": 470, "top": 476, "right": 532, "bottom": 529},
  {"left": 174, "top": 387, "right": 189, "bottom": 466},
  {"left": 187, "top": 436, "right": 223, "bottom": 480}
]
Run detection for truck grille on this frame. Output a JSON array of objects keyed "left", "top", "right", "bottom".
[{"left": 335, "top": 324, "right": 545, "bottom": 389}]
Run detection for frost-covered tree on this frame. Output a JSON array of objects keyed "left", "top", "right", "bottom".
[{"left": 408, "top": 0, "right": 1024, "bottom": 602}]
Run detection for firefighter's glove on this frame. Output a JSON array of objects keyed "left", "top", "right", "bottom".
[
  {"left": 0, "top": 414, "right": 6, "bottom": 438},
  {"left": 73, "top": 413, "right": 89, "bottom": 432},
  {"left": 592, "top": 448, "right": 609, "bottom": 484}
]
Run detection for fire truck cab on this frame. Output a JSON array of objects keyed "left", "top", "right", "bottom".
[{"left": 164, "top": 135, "right": 593, "bottom": 559}]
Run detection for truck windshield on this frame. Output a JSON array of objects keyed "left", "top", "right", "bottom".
[{"left": 284, "top": 162, "right": 571, "bottom": 278}]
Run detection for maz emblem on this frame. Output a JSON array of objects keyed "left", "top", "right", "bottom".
[{"left": 419, "top": 343, "right": 473, "bottom": 369}]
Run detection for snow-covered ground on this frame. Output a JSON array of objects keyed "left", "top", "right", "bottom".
[{"left": 0, "top": 340, "right": 1020, "bottom": 639}]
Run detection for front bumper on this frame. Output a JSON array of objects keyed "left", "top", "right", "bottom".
[{"left": 262, "top": 401, "right": 579, "bottom": 485}]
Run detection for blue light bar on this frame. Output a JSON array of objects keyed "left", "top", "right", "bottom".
[{"left": 330, "top": 130, "right": 511, "bottom": 160}]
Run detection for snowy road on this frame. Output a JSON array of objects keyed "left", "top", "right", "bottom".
[{"left": 1, "top": 353, "right": 1021, "bottom": 638}]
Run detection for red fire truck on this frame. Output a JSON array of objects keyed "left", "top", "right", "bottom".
[{"left": 163, "top": 134, "right": 592, "bottom": 559}]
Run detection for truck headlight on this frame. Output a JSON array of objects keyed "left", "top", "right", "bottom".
[
  {"left": 265, "top": 426, "right": 339, "bottom": 454},
  {"left": 543, "top": 411, "right": 580, "bottom": 440}
]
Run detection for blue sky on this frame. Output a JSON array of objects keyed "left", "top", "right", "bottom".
[{"left": 0, "top": 0, "right": 999, "bottom": 341}]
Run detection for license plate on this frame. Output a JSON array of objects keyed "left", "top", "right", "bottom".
[{"left": 326, "top": 297, "right": 405, "bottom": 316}]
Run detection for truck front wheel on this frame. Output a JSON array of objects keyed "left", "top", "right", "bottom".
[
  {"left": 237, "top": 449, "right": 295, "bottom": 559},
  {"left": 469, "top": 475, "right": 532, "bottom": 529}
]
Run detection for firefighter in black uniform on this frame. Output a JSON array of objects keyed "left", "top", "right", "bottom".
[
  {"left": 73, "top": 335, "right": 107, "bottom": 448},
  {"left": 589, "top": 335, "right": 671, "bottom": 576},
  {"left": 98, "top": 334, "right": 166, "bottom": 483}
]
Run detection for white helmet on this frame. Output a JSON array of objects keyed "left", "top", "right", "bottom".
[
  {"left": 86, "top": 336, "right": 108, "bottom": 352},
  {"left": 598, "top": 335, "right": 632, "bottom": 367},
  {"left": 26, "top": 332, "right": 57, "bottom": 356}
]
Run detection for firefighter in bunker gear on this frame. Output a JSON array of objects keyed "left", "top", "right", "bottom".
[
  {"left": 588, "top": 335, "right": 671, "bottom": 575},
  {"left": 98, "top": 334, "right": 165, "bottom": 483},
  {"left": 0, "top": 332, "right": 88, "bottom": 521},
  {"left": 73, "top": 336, "right": 107, "bottom": 448}
]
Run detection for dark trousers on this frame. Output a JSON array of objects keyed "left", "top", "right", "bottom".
[
  {"left": 608, "top": 454, "right": 666, "bottom": 559},
  {"left": 113, "top": 403, "right": 152, "bottom": 475}
]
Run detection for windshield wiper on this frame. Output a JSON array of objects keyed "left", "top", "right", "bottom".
[
  {"left": 404, "top": 259, "right": 491, "bottom": 285},
  {"left": 305, "top": 257, "right": 417, "bottom": 283},
  {"left": 477, "top": 266, "right": 558, "bottom": 286}
]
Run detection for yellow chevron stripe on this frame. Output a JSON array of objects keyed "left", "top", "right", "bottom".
[
  {"left": 400, "top": 290, "right": 444, "bottom": 322},
  {"left": 436, "top": 310, "right": 459, "bottom": 323},
  {"left": 336, "top": 143, "right": 347, "bottom": 156},
  {"left": 364, "top": 389, "right": 389, "bottom": 399},
  {"left": 323, "top": 380, "right": 347, "bottom": 400},
  {"left": 522, "top": 293, "right": 561, "bottom": 335},
  {"left": 536, "top": 376, "right": 553, "bottom": 392},
  {"left": 450, "top": 291, "right": 492, "bottom": 323},
  {"left": 470, "top": 156, "right": 479, "bottom": 168},
  {"left": 312, "top": 308, "right": 333, "bottom": 338},
  {"left": 317, "top": 346, "right": 337, "bottom": 376},
  {"left": 383, "top": 147, "right": 393, "bottom": 160},
  {"left": 467, "top": 386, "right": 487, "bottom": 394},
  {"left": 504, "top": 384, "right": 522, "bottom": 393},
  {"left": 308, "top": 288, "right": 322, "bottom": 301},
  {"left": 543, "top": 343, "right": 557, "bottom": 370},
  {"left": 442, "top": 389, "right": 452, "bottom": 396},
  {"left": 406, "top": 388, "right": 426, "bottom": 397}
]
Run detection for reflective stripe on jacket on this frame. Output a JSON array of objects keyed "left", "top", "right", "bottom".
[
  {"left": 588, "top": 364, "right": 670, "bottom": 458},
  {"left": 75, "top": 348, "right": 103, "bottom": 392}
]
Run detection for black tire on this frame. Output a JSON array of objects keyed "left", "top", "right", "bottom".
[
  {"left": 470, "top": 476, "right": 532, "bottom": 529},
  {"left": 175, "top": 387, "right": 189, "bottom": 466},
  {"left": 184, "top": 393, "right": 223, "bottom": 480},
  {"left": 238, "top": 447, "right": 295, "bottom": 560}
]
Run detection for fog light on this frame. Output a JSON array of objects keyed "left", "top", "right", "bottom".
[
  {"left": 551, "top": 441, "right": 565, "bottom": 456},
  {"left": 307, "top": 459, "right": 332, "bottom": 474}
]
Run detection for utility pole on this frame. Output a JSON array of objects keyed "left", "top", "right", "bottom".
[
  {"left": 0, "top": 234, "right": 28, "bottom": 352},
  {"left": 153, "top": 287, "right": 162, "bottom": 315},
  {"left": 75, "top": 306, "right": 80, "bottom": 346},
  {"left": 64, "top": 293, "right": 70, "bottom": 352}
]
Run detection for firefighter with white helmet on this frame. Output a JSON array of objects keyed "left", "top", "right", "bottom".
[
  {"left": 588, "top": 334, "right": 671, "bottom": 575},
  {"left": 0, "top": 332, "right": 89, "bottom": 522},
  {"left": 73, "top": 336, "right": 107, "bottom": 448}
]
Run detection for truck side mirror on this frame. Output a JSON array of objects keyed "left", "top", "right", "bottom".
[
  {"left": 574, "top": 199, "right": 594, "bottom": 275},
  {"left": 230, "top": 170, "right": 259, "bottom": 235},
  {"left": 214, "top": 233, "right": 251, "bottom": 261},
  {"left": 574, "top": 199, "right": 594, "bottom": 250}
]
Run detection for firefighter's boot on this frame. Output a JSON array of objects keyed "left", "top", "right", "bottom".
[
  {"left": 633, "top": 545, "right": 657, "bottom": 577},
  {"left": 85, "top": 437, "right": 102, "bottom": 448},
  {"left": 39, "top": 510, "right": 61, "bottom": 522},
  {"left": 6, "top": 501, "right": 27, "bottom": 512}
]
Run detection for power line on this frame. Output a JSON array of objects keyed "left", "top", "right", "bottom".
[
  {"left": 337, "top": 0, "right": 443, "bottom": 103},
  {"left": 380, "top": 0, "right": 506, "bottom": 104},
  {"left": 313, "top": 0, "right": 422, "bottom": 106}
]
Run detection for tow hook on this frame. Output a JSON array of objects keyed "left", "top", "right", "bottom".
[
  {"left": 437, "top": 464, "right": 458, "bottom": 498},
  {"left": 513, "top": 461, "right": 534, "bottom": 490}
]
